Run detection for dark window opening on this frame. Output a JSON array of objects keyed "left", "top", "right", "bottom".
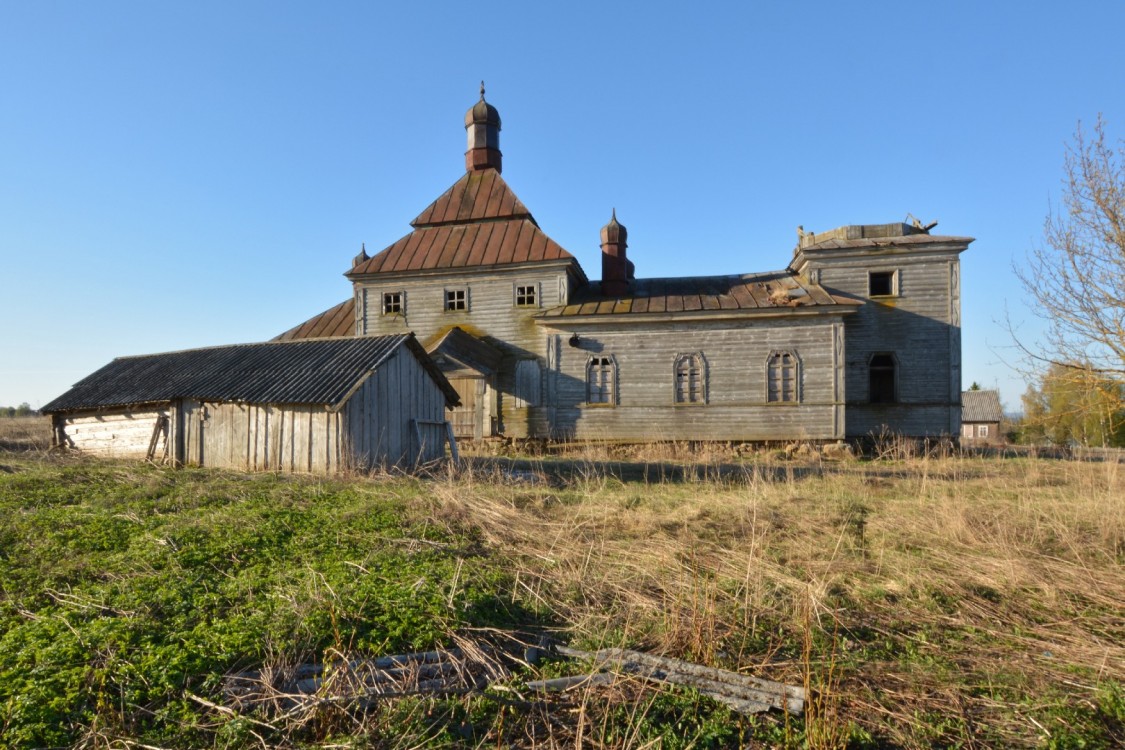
[
  {"left": 516, "top": 285, "right": 537, "bottom": 307},
  {"left": 869, "top": 271, "right": 895, "bottom": 296},
  {"left": 445, "top": 289, "right": 467, "bottom": 311},
  {"left": 869, "top": 354, "right": 896, "bottom": 403},
  {"left": 383, "top": 292, "right": 403, "bottom": 315}
]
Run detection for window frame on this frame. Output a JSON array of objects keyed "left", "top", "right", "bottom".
[
  {"left": 765, "top": 350, "right": 801, "bottom": 404},
  {"left": 868, "top": 352, "right": 898, "bottom": 404},
  {"left": 585, "top": 355, "right": 617, "bottom": 406},
  {"left": 673, "top": 352, "right": 708, "bottom": 405},
  {"left": 382, "top": 290, "right": 404, "bottom": 316},
  {"left": 444, "top": 287, "right": 469, "bottom": 312},
  {"left": 514, "top": 282, "right": 540, "bottom": 308},
  {"left": 977, "top": 424, "right": 989, "bottom": 438},
  {"left": 868, "top": 269, "right": 899, "bottom": 297}
]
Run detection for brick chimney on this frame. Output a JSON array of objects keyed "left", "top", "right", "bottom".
[
  {"left": 600, "top": 209, "right": 631, "bottom": 297},
  {"left": 464, "top": 82, "right": 502, "bottom": 173}
]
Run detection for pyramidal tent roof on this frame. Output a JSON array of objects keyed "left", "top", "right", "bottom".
[
  {"left": 348, "top": 169, "right": 578, "bottom": 276},
  {"left": 42, "top": 335, "right": 459, "bottom": 413}
]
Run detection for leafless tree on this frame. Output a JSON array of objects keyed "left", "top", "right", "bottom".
[{"left": 1015, "top": 117, "right": 1125, "bottom": 377}]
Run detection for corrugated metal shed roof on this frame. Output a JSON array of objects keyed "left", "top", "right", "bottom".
[
  {"left": 347, "top": 169, "right": 578, "bottom": 277},
  {"left": 43, "top": 335, "right": 459, "bottom": 413},
  {"left": 274, "top": 298, "right": 356, "bottom": 341},
  {"left": 962, "top": 390, "right": 1003, "bottom": 422},
  {"left": 538, "top": 272, "right": 861, "bottom": 319}
]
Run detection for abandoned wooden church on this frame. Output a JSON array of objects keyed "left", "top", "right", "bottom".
[{"left": 277, "top": 88, "right": 973, "bottom": 443}]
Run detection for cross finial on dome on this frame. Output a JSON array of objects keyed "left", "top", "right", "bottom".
[{"left": 480, "top": 81, "right": 486, "bottom": 100}]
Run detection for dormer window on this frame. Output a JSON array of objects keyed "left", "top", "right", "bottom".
[
  {"left": 869, "top": 270, "right": 897, "bottom": 297},
  {"left": 444, "top": 288, "right": 468, "bottom": 311}
]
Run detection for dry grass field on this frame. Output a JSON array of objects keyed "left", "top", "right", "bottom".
[
  {"left": 0, "top": 415, "right": 50, "bottom": 452},
  {"left": 432, "top": 452, "right": 1123, "bottom": 748},
  {"left": 0, "top": 419, "right": 1121, "bottom": 748}
]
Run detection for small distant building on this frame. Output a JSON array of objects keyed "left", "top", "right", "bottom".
[
  {"left": 961, "top": 390, "right": 1003, "bottom": 444},
  {"left": 41, "top": 335, "right": 459, "bottom": 472}
]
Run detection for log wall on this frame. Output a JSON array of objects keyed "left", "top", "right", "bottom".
[{"left": 58, "top": 407, "right": 171, "bottom": 460}]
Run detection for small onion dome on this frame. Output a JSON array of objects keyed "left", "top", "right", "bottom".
[
  {"left": 600, "top": 208, "right": 627, "bottom": 245},
  {"left": 465, "top": 82, "right": 501, "bottom": 128}
]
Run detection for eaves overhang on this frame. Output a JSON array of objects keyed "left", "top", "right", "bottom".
[{"left": 535, "top": 305, "right": 858, "bottom": 327}]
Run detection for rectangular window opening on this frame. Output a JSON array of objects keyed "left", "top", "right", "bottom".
[
  {"left": 869, "top": 271, "right": 895, "bottom": 297},
  {"left": 445, "top": 289, "right": 467, "bottom": 311},
  {"left": 383, "top": 292, "right": 403, "bottom": 315},
  {"left": 515, "top": 285, "right": 537, "bottom": 307},
  {"left": 587, "top": 357, "right": 615, "bottom": 405}
]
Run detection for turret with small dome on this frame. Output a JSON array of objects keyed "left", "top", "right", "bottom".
[
  {"left": 465, "top": 82, "right": 502, "bottom": 173},
  {"left": 600, "top": 209, "right": 632, "bottom": 297}
]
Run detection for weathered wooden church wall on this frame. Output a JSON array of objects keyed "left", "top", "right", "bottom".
[
  {"left": 541, "top": 316, "right": 846, "bottom": 442},
  {"left": 357, "top": 263, "right": 574, "bottom": 439}
]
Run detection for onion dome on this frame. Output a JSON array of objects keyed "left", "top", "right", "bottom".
[
  {"left": 465, "top": 82, "right": 501, "bottom": 128},
  {"left": 600, "top": 208, "right": 628, "bottom": 245}
]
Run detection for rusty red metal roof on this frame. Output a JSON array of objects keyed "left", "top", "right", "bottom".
[
  {"left": 411, "top": 168, "right": 531, "bottom": 227},
  {"left": 274, "top": 298, "right": 356, "bottom": 341},
  {"left": 348, "top": 169, "right": 577, "bottom": 276},
  {"left": 350, "top": 218, "right": 573, "bottom": 275},
  {"left": 538, "top": 272, "right": 861, "bottom": 319}
]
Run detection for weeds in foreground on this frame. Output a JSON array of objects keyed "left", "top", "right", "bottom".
[{"left": 0, "top": 448, "right": 1122, "bottom": 747}]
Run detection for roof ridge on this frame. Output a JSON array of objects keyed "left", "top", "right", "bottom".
[{"left": 111, "top": 333, "right": 409, "bottom": 361}]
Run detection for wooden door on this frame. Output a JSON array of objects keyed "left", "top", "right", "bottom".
[{"left": 448, "top": 377, "right": 481, "bottom": 439}]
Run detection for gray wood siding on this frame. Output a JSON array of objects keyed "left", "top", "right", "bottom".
[
  {"left": 812, "top": 254, "right": 962, "bottom": 437},
  {"left": 60, "top": 407, "right": 171, "bottom": 459},
  {"left": 181, "top": 401, "right": 345, "bottom": 474},
  {"left": 343, "top": 346, "right": 450, "bottom": 468},
  {"left": 357, "top": 265, "right": 567, "bottom": 438},
  {"left": 541, "top": 317, "right": 843, "bottom": 441}
]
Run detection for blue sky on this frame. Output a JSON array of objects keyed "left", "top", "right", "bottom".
[{"left": 2, "top": 1, "right": 1123, "bottom": 411}]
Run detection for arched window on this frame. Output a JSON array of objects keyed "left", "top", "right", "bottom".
[
  {"left": 767, "top": 351, "right": 799, "bottom": 403},
  {"left": 869, "top": 353, "right": 896, "bottom": 403},
  {"left": 674, "top": 353, "right": 707, "bottom": 404},
  {"left": 586, "top": 356, "right": 616, "bottom": 405}
]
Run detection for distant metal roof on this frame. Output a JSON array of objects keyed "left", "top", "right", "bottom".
[
  {"left": 962, "top": 390, "right": 1003, "bottom": 422},
  {"left": 43, "top": 335, "right": 459, "bottom": 413},
  {"left": 274, "top": 298, "right": 356, "bottom": 341},
  {"left": 538, "top": 272, "right": 861, "bottom": 319}
]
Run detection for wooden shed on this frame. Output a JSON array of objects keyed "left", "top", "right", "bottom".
[{"left": 41, "top": 335, "right": 460, "bottom": 472}]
